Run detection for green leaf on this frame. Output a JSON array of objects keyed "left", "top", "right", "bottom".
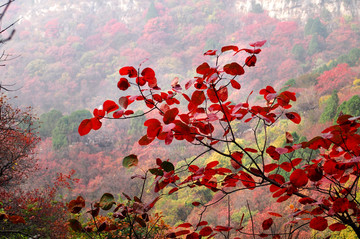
[
  {"left": 123, "top": 154, "right": 138, "bottom": 168},
  {"left": 69, "top": 219, "right": 82, "bottom": 232},
  {"left": 99, "top": 193, "right": 115, "bottom": 210},
  {"left": 149, "top": 168, "right": 164, "bottom": 176},
  {"left": 161, "top": 161, "right": 174, "bottom": 172}
]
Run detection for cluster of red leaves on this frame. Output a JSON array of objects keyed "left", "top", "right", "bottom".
[
  {"left": 316, "top": 63, "right": 356, "bottom": 95},
  {"left": 79, "top": 40, "right": 300, "bottom": 147},
  {"left": 0, "top": 182, "right": 70, "bottom": 238},
  {"left": 0, "top": 93, "right": 40, "bottom": 187},
  {"left": 259, "top": 115, "right": 360, "bottom": 234},
  {"left": 77, "top": 40, "right": 360, "bottom": 237}
]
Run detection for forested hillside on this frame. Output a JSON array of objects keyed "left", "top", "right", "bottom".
[{"left": 1, "top": 0, "right": 360, "bottom": 238}]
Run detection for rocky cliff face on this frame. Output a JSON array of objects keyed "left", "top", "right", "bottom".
[{"left": 236, "top": 0, "right": 360, "bottom": 22}]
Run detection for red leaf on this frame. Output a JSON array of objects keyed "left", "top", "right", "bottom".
[
  {"left": 245, "top": 55, "right": 257, "bottom": 67},
  {"left": 311, "top": 207, "right": 325, "bottom": 215},
  {"left": 332, "top": 198, "right": 349, "bottom": 213},
  {"left": 240, "top": 48, "right": 262, "bottom": 54},
  {"left": 272, "top": 188, "right": 287, "bottom": 198},
  {"left": 290, "top": 169, "right": 308, "bottom": 188},
  {"left": 249, "top": 40, "right": 267, "bottom": 47},
  {"left": 221, "top": 45, "right": 239, "bottom": 52},
  {"left": 269, "top": 174, "right": 285, "bottom": 185},
  {"left": 144, "top": 119, "right": 162, "bottom": 138},
  {"left": 305, "top": 136, "right": 331, "bottom": 150},
  {"left": 309, "top": 217, "right": 328, "bottom": 231},
  {"left": 197, "top": 221, "right": 208, "bottom": 227},
  {"left": 196, "top": 62, "right": 211, "bottom": 75},
  {"left": 139, "top": 135, "right": 155, "bottom": 145},
  {"left": 244, "top": 148, "right": 257, "bottom": 153},
  {"left": 230, "top": 80, "right": 241, "bottom": 89},
  {"left": 299, "top": 197, "right": 316, "bottom": 205},
  {"left": 103, "top": 100, "right": 119, "bottom": 113},
  {"left": 206, "top": 88, "right": 218, "bottom": 103},
  {"left": 177, "top": 223, "right": 193, "bottom": 228},
  {"left": 223, "top": 62, "right": 244, "bottom": 76},
  {"left": 218, "top": 86, "right": 228, "bottom": 102},
  {"left": 262, "top": 218, "right": 273, "bottom": 230},
  {"left": 175, "top": 230, "right": 191, "bottom": 236},
  {"left": 231, "top": 152, "right": 243, "bottom": 170},
  {"left": 168, "top": 187, "right": 178, "bottom": 195},
  {"left": 136, "top": 76, "right": 146, "bottom": 86},
  {"left": 276, "top": 195, "right": 290, "bottom": 202},
  {"left": 268, "top": 212, "right": 282, "bottom": 217},
  {"left": 291, "top": 158, "right": 302, "bottom": 167},
  {"left": 279, "top": 162, "right": 292, "bottom": 172},
  {"left": 191, "top": 91, "right": 205, "bottom": 106},
  {"left": 307, "top": 166, "right": 323, "bottom": 182},
  {"left": 192, "top": 202, "right": 201, "bottom": 206},
  {"left": 266, "top": 146, "right": 280, "bottom": 160},
  {"left": 206, "top": 161, "right": 219, "bottom": 169},
  {"left": 239, "top": 171, "right": 256, "bottom": 190},
  {"left": 113, "top": 110, "right": 124, "bottom": 119},
  {"left": 285, "top": 112, "right": 301, "bottom": 124},
  {"left": 204, "top": 50, "right": 217, "bottom": 55},
  {"left": 118, "top": 78, "right": 131, "bottom": 90},
  {"left": 199, "top": 226, "right": 213, "bottom": 236},
  {"left": 264, "top": 163, "right": 278, "bottom": 173},
  {"left": 141, "top": 67, "right": 155, "bottom": 80},
  {"left": 78, "top": 119, "right": 92, "bottom": 136},
  {"left": 186, "top": 232, "right": 200, "bottom": 239},
  {"left": 91, "top": 117, "right": 102, "bottom": 130},
  {"left": 214, "top": 226, "right": 232, "bottom": 232},
  {"left": 119, "top": 66, "right": 137, "bottom": 78},
  {"left": 329, "top": 223, "right": 346, "bottom": 231},
  {"left": 93, "top": 108, "right": 105, "bottom": 118},
  {"left": 164, "top": 108, "right": 179, "bottom": 124},
  {"left": 124, "top": 110, "right": 134, "bottom": 115}
]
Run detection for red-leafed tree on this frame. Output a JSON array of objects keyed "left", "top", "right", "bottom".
[
  {"left": 0, "top": 93, "right": 40, "bottom": 187},
  {"left": 74, "top": 41, "right": 360, "bottom": 238},
  {"left": 0, "top": 171, "right": 77, "bottom": 238},
  {"left": 316, "top": 63, "right": 356, "bottom": 95}
]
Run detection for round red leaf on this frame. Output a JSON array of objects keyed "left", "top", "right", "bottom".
[
  {"left": 196, "top": 62, "right": 211, "bottom": 75},
  {"left": 290, "top": 169, "right": 308, "bottom": 188},
  {"left": 78, "top": 119, "right": 92, "bottom": 136},
  {"left": 119, "top": 66, "right": 137, "bottom": 78},
  {"left": 245, "top": 55, "right": 257, "bottom": 67},
  {"left": 117, "top": 78, "right": 131, "bottom": 91},
  {"left": 223, "top": 62, "right": 244, "bottom": 76},
  {"left": 309, "top": 217, "right": 328, "bottom": 231},
  {"left": 230, "top": 80, "right": 241, "bottom": 89}
]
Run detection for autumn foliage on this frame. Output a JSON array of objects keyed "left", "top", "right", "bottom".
[
  {"left": 75, "top": 41, "right": 360, "bottom": 238},
  {"left": 0, "top": 93, "right": 40, "bottom": 187}
]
